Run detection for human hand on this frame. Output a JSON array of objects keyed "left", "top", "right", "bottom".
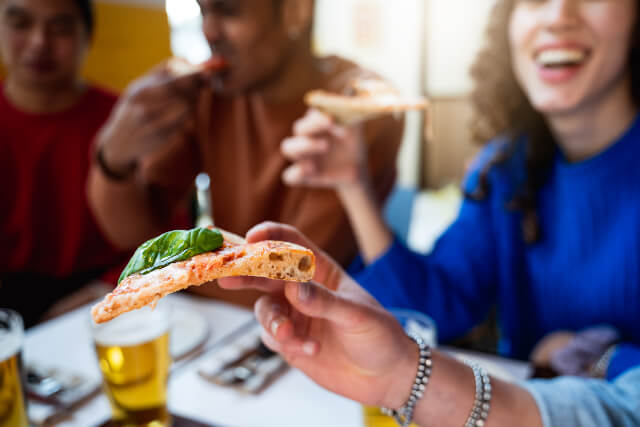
[
  {"left": 547, "top": 327, "right": 620, "bottom": 377},
  {"left": 530, "top": 331, "right": 576, "bottom": 368},
  {"left": 218, "top": 222, "right": 418, "bottom": 408},
  {"left": 281, "top": 109, "right": 369, "bottom": 189},
  {"left": 96, "top": 62, "right": 208, "bottom": 177}
]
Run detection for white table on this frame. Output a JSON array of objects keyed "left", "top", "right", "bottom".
[
  {"left": 25, "top": 293, "right": 362, "bottom": 427},
  {"left": 25, "top": 294, "right": 530, "bottom": 427}
]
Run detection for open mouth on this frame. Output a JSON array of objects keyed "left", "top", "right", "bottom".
[{"left": 535, "top": 48, "right": 590, "bottom": 69}]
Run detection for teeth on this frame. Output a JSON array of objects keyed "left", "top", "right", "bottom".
[{"left": 536, "top": 48, "right": 587, "bottom": 66}]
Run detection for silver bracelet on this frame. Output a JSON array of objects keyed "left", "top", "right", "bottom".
[
  {"left": 590, "top": 344, "right": 618, "bottom": 378},
  {"left": 464, "top": 361, "right": 492, "bottom": 427},
  {"left": 381, "top": 332, "right": 432, "bottom": 427}
]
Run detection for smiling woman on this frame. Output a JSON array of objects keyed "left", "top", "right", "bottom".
[
  {"left": 468, "top": 0, "right": 640, "bottom": 243},
  {"left": 283, "top": 0, "right": 640, "bottom": 385}
]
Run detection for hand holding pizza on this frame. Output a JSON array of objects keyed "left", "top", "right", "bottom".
[
  {"left": 95, "top": 60, "right": 211, "bottom": 179},
  {"left": 219, "top": 222, "right": 419, "bottom": 409},
  {"left": 281, "top": 109, "right": 370, "bottom": 189},
  {"left": 216, "top": 223, "right": 546, "bottom": 427}
]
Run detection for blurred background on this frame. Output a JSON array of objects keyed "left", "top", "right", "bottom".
[
  {"left": 0, "top": 0, "right": 496, "bottom": 189},
  {"left": 160, "top": 0, "right": 498, "bottom": 250},
  {"left": 0, "top": 0, "right": 497, "bottom": 251}
]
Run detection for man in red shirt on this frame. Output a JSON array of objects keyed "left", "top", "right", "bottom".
[{"left": 0, "top": 0, "right": 127, "bottom": 326}]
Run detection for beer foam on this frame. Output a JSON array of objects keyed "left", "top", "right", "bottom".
[
  {"left": 93, "top": 306, "right": 170, "bottom": 347},
  {"left": 0, "top": 329, "right": 23, "bottom": 362}
]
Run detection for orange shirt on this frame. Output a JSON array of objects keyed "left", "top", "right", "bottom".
[{"left": 90, "top": 56, "right": 403, "bottom": 271}]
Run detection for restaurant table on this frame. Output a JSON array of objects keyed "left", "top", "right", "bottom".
[{"left": 24, "top": 293, "right": 531, "bottom": 427}]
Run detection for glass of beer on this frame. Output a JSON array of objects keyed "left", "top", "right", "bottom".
[
  {"left": 362, "top": 309, "right": 437, "bottom": 427},
  {"left": 0, "top": 309, "right": 28, "bottom": 427},
  {"left": 91, "top": 303, "right": 172, "bottom": 427}
]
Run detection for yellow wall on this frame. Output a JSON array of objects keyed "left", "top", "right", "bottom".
[
  {"left": 0, "top": 2, "right": 171, "bottom": 91},
  {"left": 84, "top": 1, "right": 172, "bottom": 92}
]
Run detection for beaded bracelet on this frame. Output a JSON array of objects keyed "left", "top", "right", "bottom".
[
  {"left": 381, "top": 332, "right": 432, "bottom": 427},
  {"left": 464, "top": 361, "right": 492, "bottom": 427},
  {"left": 590, "top": 344, "right": 617, "bottom": 379}
]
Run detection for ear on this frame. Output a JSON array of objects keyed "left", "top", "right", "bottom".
[{"left": 281, "top": 0, "right": 314, "bottom": 40}]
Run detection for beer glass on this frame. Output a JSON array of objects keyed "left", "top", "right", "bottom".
[
  {"left": 362, "top": 309, "right": 437, "bottom": 427},
  {"left": 0, "top": 309, "right": 28, "bottom": 427},
  {"left": 91, "top": 303, "right": 172, "bottom": 427}
]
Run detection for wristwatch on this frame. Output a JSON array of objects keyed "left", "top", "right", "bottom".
[{"left": 96, "top": 146, "right": 136, "bottom": 181}]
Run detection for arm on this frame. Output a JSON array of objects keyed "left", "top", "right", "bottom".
[
  {"left": 524, "top": 369, "right": 640, "bottom": 427},
  {"left": 355, "top": 193, "right": 499, "bottom": 341},
  {"left": 87, "top": 66, "right": 207, "bottom": 250},
  {"left": 531, "top": 328, "right": 640, "bottom": 381},
  {"left": 286, "top": 113, "right": 499, "bottom": 339},
  {"left": 607, "top": 343, "right": 640, "bottom": 380},
  {"left": 218, "top": 223, "right": 541, "bottom": 427},
  {"left": 281, "top": 112, "right": 500, "bottom": 341}
]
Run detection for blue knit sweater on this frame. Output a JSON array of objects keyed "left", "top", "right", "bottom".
[{"left": 358, "top": 115, "right": 640, "bottom": 380}]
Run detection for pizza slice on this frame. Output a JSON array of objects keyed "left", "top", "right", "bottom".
[
  {"left": 167, "top": 56, "right": 228, "bottom": 77},
  {"left": 305, "top": 78, "right": 427, "bottom": 125},
  {"left": 92, "top": 228, "right": 315, "bottom": 324}
]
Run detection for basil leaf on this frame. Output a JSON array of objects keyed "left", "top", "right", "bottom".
[{"left": 118, "top": 228, "right": 224, "bottom": 283}]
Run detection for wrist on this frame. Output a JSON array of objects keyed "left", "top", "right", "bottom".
[
  {"left": 96, "top": 143, "right": 137, "bottom": 181},
  {"left": 336, "top": 177, "right": 374, "bottom": 203},
  {"left": 382, "top": 335, "right": 420, "bottom": 409},
  {"left": 382, "top": 332, "right": 434, "bottom": 413}
]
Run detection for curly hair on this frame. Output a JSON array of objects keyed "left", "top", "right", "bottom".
[{"left": 467, "top": 0, "right": 640, "bottom": 244}]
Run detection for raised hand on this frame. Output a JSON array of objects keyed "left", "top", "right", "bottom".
[
  {"left": 281, "top": 109, "right": 369, "bottom": 189},
  {"left": 96, "top": 62, "right": 208, "bottom": 178}
]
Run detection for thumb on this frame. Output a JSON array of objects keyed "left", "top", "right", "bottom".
[
  {"left": 245, "top": 221, "right": 317, "bottom": 248},
  {"left": 284, "top": 281, "right": 367, "bottom": 330},
  {"left": 245, "top": 222, "right": 344, "bottom": 289}
]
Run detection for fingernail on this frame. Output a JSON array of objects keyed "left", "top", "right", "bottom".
[
  {"left": 298, "top": 282, "right": 312, "bottom": 302},
  {"left": 282, "top": 167, "right": 300, "bottom": 184},
  {"left": 271, "top": 317, "right": 285, "bottom": 337},
  {"left": 303, "top": 341, "right": 317, "bottom": 356}
]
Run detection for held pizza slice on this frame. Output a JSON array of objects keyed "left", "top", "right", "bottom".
[
  {"left": 305, "top": 78, "right": 428, "bottom": 125},
  {"left": 92, "top": 229, "right": 315, "bottom": 324},
  {"left": 167, "top": 56, "right": 228, "bottom": 77}
]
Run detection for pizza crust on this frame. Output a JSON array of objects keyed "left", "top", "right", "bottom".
[
  {"left": 167, "top": 56, "right": 227, "bottom": 77},
  {"left": 305, "top": 78, "right": 427, "bottom": 125},
  {"left": 92, "top": 238, "right": 315, "bottom": 324}
]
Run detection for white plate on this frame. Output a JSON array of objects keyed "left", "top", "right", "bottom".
[{"left": 170, "top": 307, "right": 209, "bottom": 360}]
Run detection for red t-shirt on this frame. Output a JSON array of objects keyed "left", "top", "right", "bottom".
[{"left": 0, "top": 86, "right": 126, "bottom": 281}]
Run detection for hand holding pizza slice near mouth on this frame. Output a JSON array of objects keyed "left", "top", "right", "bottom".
[
  {"left": 304, "top": 78, "right": 428, "bottom": 125},
  {"left": 91, "top": 227, "right": 315, "bottom": 324}
]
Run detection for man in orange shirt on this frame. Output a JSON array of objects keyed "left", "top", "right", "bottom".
[{"left": 88, "top": 0, "right": 403, "bottom": 306}]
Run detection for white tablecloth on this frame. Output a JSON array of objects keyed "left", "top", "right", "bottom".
[
  {"left": 24, "top": 293, "right": 362, "bottom": 427},
  {"left": 25, "top": 293, "right": 531, "bottom": 427}
]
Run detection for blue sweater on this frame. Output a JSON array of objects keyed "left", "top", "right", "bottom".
[{"left": 358, "top": 115, "right": 640, "bottom": 379}]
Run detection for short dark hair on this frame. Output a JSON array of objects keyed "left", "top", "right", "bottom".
[{"left": 73, "top": 0, "right": 94, "bottom": 35}]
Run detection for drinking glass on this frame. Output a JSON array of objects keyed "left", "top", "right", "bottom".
[
  {"left": 0, "top": 309, "right": 28, "bottom": 427},
  {"left": 91, "top": 303, "right": 172, "bottom": 427}
]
